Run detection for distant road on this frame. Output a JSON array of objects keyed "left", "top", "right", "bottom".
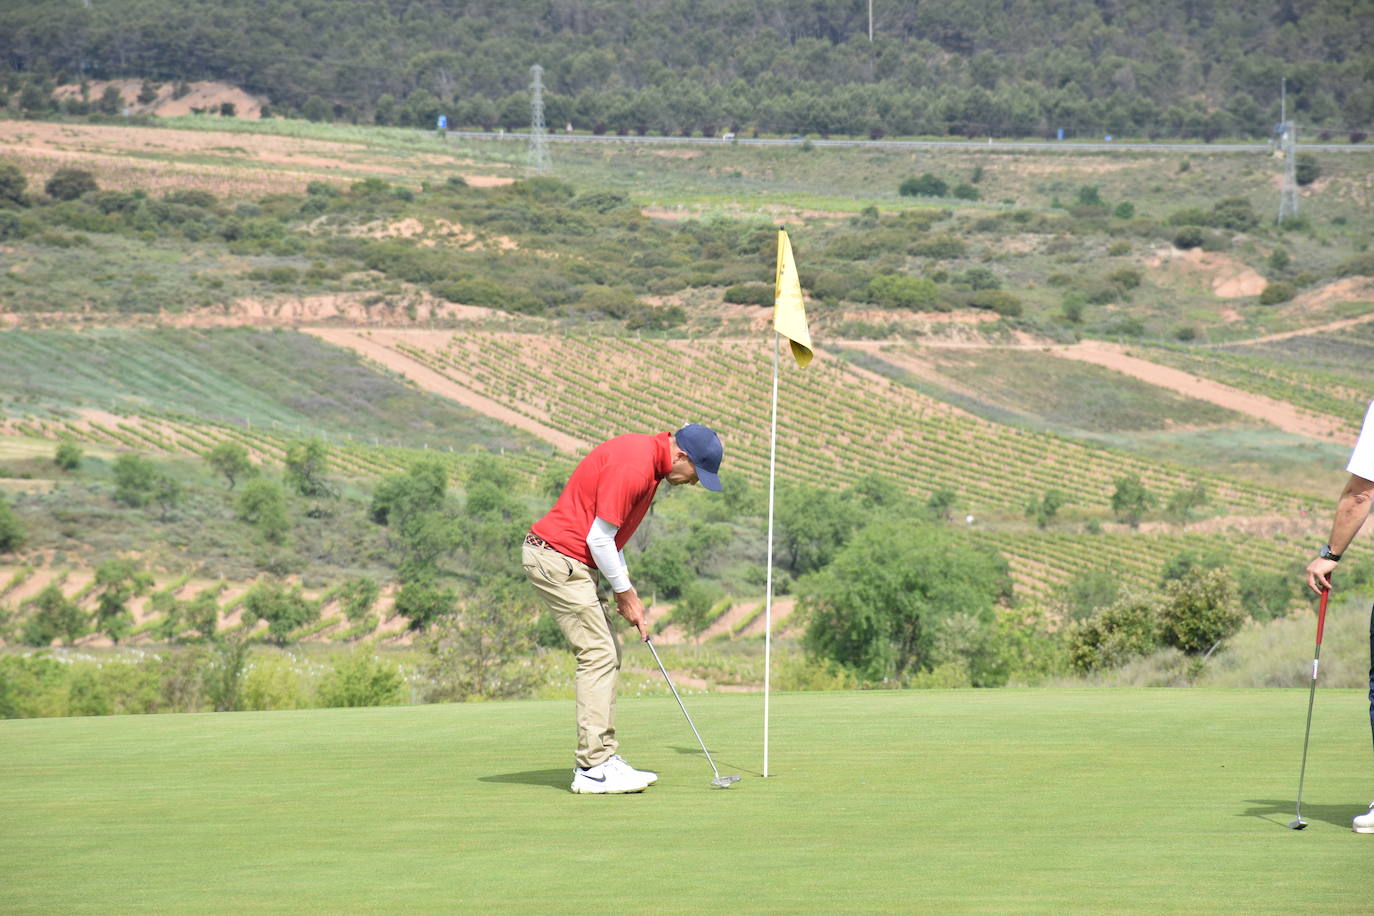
[{"left": 449, "top": 130, "right": 1366, "bottom": 155}]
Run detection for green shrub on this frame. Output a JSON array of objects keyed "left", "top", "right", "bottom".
[
  {"left": 1067, "top": 592, "right": 1162, "bottom": 673},
  {"left": 236, "top": 477, "right": 290, "bottom": 544},
  {"left": 53, "top": 441, "right": 82, "bottom": 471},
  {"left": 1335, "top": 252, "right": 1374, "bottom": 277},
  {"left": 1210, "top": 197, "right": 1258, "bottom": 231},
  {"left": 241, "top": 653, "right": 309, "bottom": 710},
  {"left": 909, "top": 235, "right": 966, "bottom": 259},
  {"left": 1258, "top": 281, "right": 1296, "bottom": 305},
  {"left": 0, "top": 162, "right": 26, "bottom": 204},
  {"left": 1076, "top": 186, "right": 1104, "bottom": 207},
  {"left": 1295, "top": 153, "right": 1319, "bottom": 186},
  {"left": 1167, "top": 208, "right": 1210, "bottom": 227},
  {"left": 1158, "top": 569, "right": 1244, "bottom": 655},
  {"left": 966, "top": 290, "right": 1022, "bottom": 316},
  {"left": 317, "top": 648, "right": 403, "bottom": 707},
  {"left": 951, "top": 183, "right": 980, "bottom": 201},
  {"left": 1237, "top": 569, "right": 1294, "bottom": 622},
  {"left": 0, "top": 209, "right": 24, "bottom": 240},
  {"left": 248, "top": 265, "right": 299, "bottom": 284},
  {"left": 0, "top": 653, "right": 68, "bottom": 718},
  {"left": 722, "top": 283, "right": 775, "bottom": 306},
  {"left": 44, "top": 168, "right": 98, "bottom": 201},
  {"left": 20, "top": 585, "right": 85, "bottom": 647},
  {"left": 329, "top": 577, "right": 380, "bottom": 622},
  {"left": 112, "top": 453, "right": 159, "bottom": 507},
  {"left": 1113, "top": 202, "right": 1135, "bottom": 219},
  {"left": 867, "top": 274, "right": 940, "bottom": 309},
  {"left": 1173, "top": 226, "right": 1205, "bottom": 250},
  {"left": 0, "top": 497, "right": 24, "bottom": 552},
  {"left": 163, "top": 189, "right": 217, "bottom": 208},
  {"left": 961, "top": 266, "right": 1000, "bottom": 290},
  {"left": 570, "top": 285, "right": 639, "bottom": 318},
  {"left": 240, "top": 579, "right": 319, "bottom": 645},
  {"left": 899, "top": 173, "right": 947, "bottom": 197}
]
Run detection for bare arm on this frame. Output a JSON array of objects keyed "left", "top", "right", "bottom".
[{"left": 1305, "top": 473, "right": 1374, "bottom": 593}]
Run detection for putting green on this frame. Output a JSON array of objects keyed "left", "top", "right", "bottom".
[{"left": 2, "top": 689, "right": 1369, "bottom": 913}]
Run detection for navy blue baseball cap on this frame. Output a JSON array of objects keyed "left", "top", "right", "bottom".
[{"left": 676, "top": 424, "right": 723, "bottom": 491}]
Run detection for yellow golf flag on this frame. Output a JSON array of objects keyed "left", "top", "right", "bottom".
[{"left": 773, "top": 229, "right": 813, "bottom": 367}]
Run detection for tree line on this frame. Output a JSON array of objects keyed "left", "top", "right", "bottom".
[{"left": 1, "top": 0, "right": 1370, "bottom": 140}]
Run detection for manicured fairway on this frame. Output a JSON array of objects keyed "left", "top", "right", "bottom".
[{"left": 2, "top": 688, "right": 1369, "bottom": 913}]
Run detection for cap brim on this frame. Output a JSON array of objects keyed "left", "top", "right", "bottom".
[{"left": 697, "top": 467, "right": 722, "bottom": 492}]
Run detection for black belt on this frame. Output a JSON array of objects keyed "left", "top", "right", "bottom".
[{"left": 525, "top": 533, "right": 553, "bottom": 550}]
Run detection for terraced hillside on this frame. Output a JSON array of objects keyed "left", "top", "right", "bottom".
[{"left": 311, "top": 327, "right": 1305, "bottom": 517}]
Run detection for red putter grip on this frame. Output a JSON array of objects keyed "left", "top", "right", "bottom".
[{"left": 1315, "top": 587, "right": 1329, "bottom": 645}]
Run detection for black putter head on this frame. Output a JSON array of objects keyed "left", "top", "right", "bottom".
[{"left": 1287, "top": 817, "right": 1308, "bottom": 830}]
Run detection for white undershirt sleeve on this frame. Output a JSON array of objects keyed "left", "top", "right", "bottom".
[
  {"left": 1348, "top": 400, "right": 1374, "bottom": 480},
  {"left": 587, "top": 517, "right": 632, "bottom": 593}
]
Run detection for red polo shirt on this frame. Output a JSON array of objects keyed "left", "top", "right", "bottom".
[{"left": 531, "top": 432, "right": 671, "bottom": 566}]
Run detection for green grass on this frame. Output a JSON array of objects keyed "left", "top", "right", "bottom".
[{"left": 1, "top": 689, "right": 1369, "bottom": 913}]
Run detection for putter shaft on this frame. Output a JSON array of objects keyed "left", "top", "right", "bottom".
[
  {"left": 645, "top": 637, "right": 727, "bottom": 782},
  {"left": 1290, "top": 588, "right": 1329, "bottom": 830}
]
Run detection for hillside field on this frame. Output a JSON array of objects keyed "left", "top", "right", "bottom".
[{"left": 1, "top": 113, "right": 1373, "bottom": 689}]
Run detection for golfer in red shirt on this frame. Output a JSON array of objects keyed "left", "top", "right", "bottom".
[{"left": 523, "top": 423, "right": 724, "bottom": 794}]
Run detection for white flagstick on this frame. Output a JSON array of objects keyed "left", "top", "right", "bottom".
[{"left": 763, "top": 331, "right": 780, "bottom": 778}]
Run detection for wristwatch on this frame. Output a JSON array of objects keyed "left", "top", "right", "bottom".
[{"left": 1319, "top": 544, "right": 1342, "bottom": 562}]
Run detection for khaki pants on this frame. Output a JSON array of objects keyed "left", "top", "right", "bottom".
[{"left": 522, "top": 542, "right": 621, "bottom": 769}]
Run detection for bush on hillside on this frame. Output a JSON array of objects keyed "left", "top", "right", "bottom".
[
  {"left": 899, "top": 173, "right": 948, "bottom": 197},
  {"left": 44, "top": 168, "right": 98, "bottom": 201},
  {"left": 20, "top": 585, "right": 85, "bottom": 647},
  {"left": 1066, "top": 592, "right": 1161, "bottom": 673},
  {"left": 965, "top": 289, "right": 1022, "bottom": 316},
  {"left": 1210, "top": 197, "right": 1258, "bottom": 231},
  {"left": 1173, "top": 226, "right": 1205, "bottom": 250},
  {"left": 1335, "top": 252, "right": 1374, "bottom": 277},
  {"left": 0, "top": 209, "right": 22, "bottom": 240},
  {"left": 316, "top": 648, "right": 404, "bottom": 707},
  {"left": 722, "top": 283, "right": 774, "bottom": 306},
  {"left": 867, "top": 274, "right": 940, "bottom": 310},
  {"left": 0, "top": 496, "right": 24, "bottom": 552},
  {"left": 909, "top": 235, "right": 966, "bottom": 259},
  {"left": 1295, "top": 153, "right": 1319, "bottom": 186},
  {"left": 1258, "top": 281, "right": 1296, "bottom": 305},
  {"left": 240, "top": 579, "right": 319, "bottom": 645},
  {"left": 1167, "top": 208, "right": 1210, "bottom": 227},
  {"left": 0, "top": 162, "right": 26, "bottom": 205},
  {"left": 1158, "top": 569, "right": 1244, "bottom": 655}
]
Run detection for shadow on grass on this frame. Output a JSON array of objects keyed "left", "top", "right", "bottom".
[
  {"left": 664, "top": 744, "right": 760, "bottom": 778},
  {"left": 478, "top": 768, "right": 569, "bottom": 790},
  {"left": 1242, "top": 798, "right": 1359, "bottom": 829}
]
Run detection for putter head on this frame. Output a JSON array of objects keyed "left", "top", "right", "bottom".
[
  {"left": 1288, "top": 817, "right": 1308, "bottom": 830},
  {"left": 711, "top": 775, "right": 741, "bottom": 789}
]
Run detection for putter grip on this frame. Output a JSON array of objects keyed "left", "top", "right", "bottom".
[{"left": 1315, "top": 588, "right": 1329, "bottom": 645}]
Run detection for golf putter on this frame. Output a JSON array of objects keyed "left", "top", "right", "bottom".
[
  {"left": 1289, "top": 586, "right": 1330, "bottom": 830},
  {"left": 644, "top": 636, "right": 740, "bottom": 789}
]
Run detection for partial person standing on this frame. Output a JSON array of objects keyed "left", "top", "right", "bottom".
[
  {"left": 1303, "top": 399, "right": 1374, "bottom": 834},
  {"left": 523, "top": 424, "right": 724, "bottom": 794}
]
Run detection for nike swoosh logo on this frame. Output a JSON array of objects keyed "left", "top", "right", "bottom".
[{"left": 580, "top": 772, "right": 607, "bottom": 782}]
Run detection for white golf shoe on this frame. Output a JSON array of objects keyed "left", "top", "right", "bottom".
[
  {"left": 570, "top": 759, "right": 651, "bottom": 795},
  {"left": 1353, "top": 801, "right": 1374, "bottom": 834},
  {"left": 607, "top": 754, "right": 658, "bottom": 786}
]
